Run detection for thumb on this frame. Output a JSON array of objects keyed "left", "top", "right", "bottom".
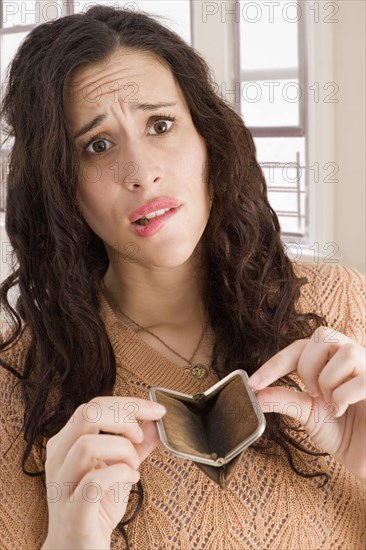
[
  {"left": 255, "top": 386, "right": 314, "bottom": 429},
  {"left": 134, "top": 420, "right": 161, "bottom": 464}
]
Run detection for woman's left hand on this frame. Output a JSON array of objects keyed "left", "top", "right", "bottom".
[{"left": 247, "top": 326, "right": 366, "bottom": 481}]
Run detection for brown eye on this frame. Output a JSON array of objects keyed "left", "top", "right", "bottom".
[
  {"left": 149, "top": 117, "right": 174, "bottom": 136},
  {"left": 84, "top": 137, "right": 112, "bottom": 155},
  {"left": 154, "top": 120, "right": 168, "bottom": 134},
  {"left": 92, "top": 140, "right": 107, "bottom": 153}
]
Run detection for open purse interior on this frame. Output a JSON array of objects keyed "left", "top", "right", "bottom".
[{"left": 149, "top": 370, "right": 266, "bottom": 469}]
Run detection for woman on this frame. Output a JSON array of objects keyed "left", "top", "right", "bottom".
[{"left": 0, "top": 5, "right": 365, "bottom": 549}]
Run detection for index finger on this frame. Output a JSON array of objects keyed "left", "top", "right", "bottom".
[
  {"left": 247, "top": 327, "right": 353, "bottom": 391},
  {"left": 247, "top": 339, "right": 308, "bottom": 390}
]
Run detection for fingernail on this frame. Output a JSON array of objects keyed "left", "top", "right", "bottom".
[
  {"left": 152, "top": 403, "right": 167, "bottom": 414},
  {"left": 133, "top": 469, "right": 140, "bottom": 481}
]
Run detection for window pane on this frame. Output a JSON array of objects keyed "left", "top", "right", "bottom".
[
  {"left": 255, "top": 137, "right": 307, "bottom": 235},
  {"left": 239, "top": 0, "right": 301, "bottom": 128},
  {"left": 278, "top": 214, "right": 306, "bottom": 235},
  {"left": 73, "top": 1, "right": 191, "bottom": 43},
  {"left": 241, "top": 79, "right": 300, "bottom": 127},
  {"left": 239, "top": 0, "right": 299, "bottom": 72},
  {"left": 255, "top": 136, "right": 305, "bottom": 165}
]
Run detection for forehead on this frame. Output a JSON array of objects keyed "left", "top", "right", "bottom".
[{"left": 65, "top": 48, "right": 185, "bottom": 111}]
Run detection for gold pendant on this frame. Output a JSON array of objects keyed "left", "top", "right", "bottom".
[{"left": 184, "top": 363, "right": 209, "bottom": 380}]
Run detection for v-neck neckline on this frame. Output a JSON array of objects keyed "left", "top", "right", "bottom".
[{"left": 99, "top": 290, "right": 219, "bottom": 392}]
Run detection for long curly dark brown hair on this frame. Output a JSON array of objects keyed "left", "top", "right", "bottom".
[{"left": 0, "top": 4, "right": 329, "bottom": 548}]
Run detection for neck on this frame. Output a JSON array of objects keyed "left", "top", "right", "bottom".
[{"left": 102, "top": 257, "right": 206, "bottom": 330}]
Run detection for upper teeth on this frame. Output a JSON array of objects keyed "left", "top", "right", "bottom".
[{"left": 143, "top": 208, "right": 172, "bottom": 220}]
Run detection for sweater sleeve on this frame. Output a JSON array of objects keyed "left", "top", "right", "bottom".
[
  {"left": 0, "top": 327, "right": 49, "bottom": 549},
  {"left": 292, "top": 261, "right": 366, "bottom": 347}
]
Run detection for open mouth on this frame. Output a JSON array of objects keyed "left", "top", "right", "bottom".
[{"left": 133, "top": 207, "right": 175, "bottom": 226}]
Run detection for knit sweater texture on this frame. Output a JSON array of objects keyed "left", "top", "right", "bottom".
[{"left": 0, "top": 261, "right": 365, "bottom": 549}]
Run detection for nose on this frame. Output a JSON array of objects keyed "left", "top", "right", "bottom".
[{"left": 117, "top": 137, "right": 163, "bottom": 191}]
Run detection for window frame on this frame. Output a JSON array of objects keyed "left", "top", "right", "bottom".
[{"left": 237, "top": 0, "right": 309, "bottom": 242}]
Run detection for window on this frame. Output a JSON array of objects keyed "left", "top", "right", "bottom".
[{"left": 238, "top": 0, "right": 308, "bottom": 241}]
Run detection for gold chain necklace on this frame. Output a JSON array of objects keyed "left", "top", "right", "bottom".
[{"left": 101, "top": 281, "right": 211, "bottom": 380}]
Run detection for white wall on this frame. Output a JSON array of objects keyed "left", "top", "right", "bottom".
[{"left": 333, "top": 0, "right": 365, "bottom": 274}]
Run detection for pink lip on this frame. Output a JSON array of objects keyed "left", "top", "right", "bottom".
[
  {"left": 131, "top": 206, "right": 181, "bottom": 238},
  {"left": 129, "top": 196, "right": 182, "bottom": 223}
]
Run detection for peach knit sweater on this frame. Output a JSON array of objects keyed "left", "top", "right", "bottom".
[{"left": 0, "top": 261, "right": 365, "bottom": 549}]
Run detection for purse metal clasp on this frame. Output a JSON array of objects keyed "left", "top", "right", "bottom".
[{"left": 192, "top": 392, "right": 206, "bottom": 403}]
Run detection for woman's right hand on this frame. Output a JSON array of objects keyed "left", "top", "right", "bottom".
[{"left": 41, "top": 396, "right": 166, "bottom": 549}]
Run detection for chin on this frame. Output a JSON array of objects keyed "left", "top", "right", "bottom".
[{"left": 146, "top": 242, "right": 201, "bottom": 269}]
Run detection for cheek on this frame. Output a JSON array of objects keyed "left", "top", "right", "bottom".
[
  {"left": 76, "top": 180, "right": 107, "bottom": 227},
  {"left": 76, "top": 183, "right": 92, "bottom": 216},
  {"left": 179, "top": 138, "right": 207, "bottom": 186},
  {"left": 77, "top": 164, "right": 109, "bottom": 206}
]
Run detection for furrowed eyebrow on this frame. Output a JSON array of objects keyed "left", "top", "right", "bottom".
[
  {"left": 132, "top": 101, "right": 177, "bottom": 112},
  {"left": 73, "top": 114, "right": 107, "bottom": 140},
  {"left": 73, "top": 102, "right": 178, "bottom": 140}
]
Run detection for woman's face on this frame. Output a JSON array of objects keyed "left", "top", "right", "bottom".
[{"left": 65, "top": 48, "right": 211, "bottom": 269}]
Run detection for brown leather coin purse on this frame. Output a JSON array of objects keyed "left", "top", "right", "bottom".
[{"left": 149, "top": 369, "right": 266, "bottom": 488}]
